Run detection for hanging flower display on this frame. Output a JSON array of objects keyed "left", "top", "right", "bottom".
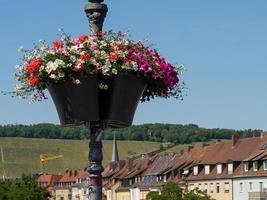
[{"left": 13, "top": 30, "right": 184, "bottom": 103}]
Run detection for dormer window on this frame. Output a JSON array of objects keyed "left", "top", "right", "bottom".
[
  {"left": 264, "top": 160, "right": 267, "bottom": 170},
  {"left": 228, "top": 163, "right": 233, "bottom": 174},
  {"left": 163, "top": 175, "right": 167, "bottom": 182},
  {"left": 193, "top": 166, "right": 198, "bottom": 175},
  {"left": 205, "top": 165, "right": 210, "bottom": 175},
  {"left": 183, "top": 169, "right": 189, "bottom": 175},
  {"left": 253, "top": 161, "right": 258, "bottom": 171},
  {"left": 244, "top": 162, "right": 249, "bottom": 172},
  {"left": 217, "top": 164, "right": 222, "bottom": 174}
]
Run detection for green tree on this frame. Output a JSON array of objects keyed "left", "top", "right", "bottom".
[
  {"left": 147, "top": 183, "right": 214, "bottom": 200},
  {"left": 0, "top": 181, "right": 10, "bottom": 200},
  {"left": 6, "top": 174, "right": 50, "bottom": 200}
]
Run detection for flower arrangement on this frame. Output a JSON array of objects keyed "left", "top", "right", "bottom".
[{"left": 14, "top": 30, "right": 184, "bottom": 103}]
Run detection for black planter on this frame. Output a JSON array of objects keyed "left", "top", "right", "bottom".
[
  {"left": 100, "top": 72, "right": 147, "bottom": 128},
  {"left": 47, "top": 75, "right": 100, "bottom": 126}
]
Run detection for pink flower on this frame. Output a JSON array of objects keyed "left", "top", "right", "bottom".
[{"left": 73, "top": 62, "right": 85, "bottom": 72}]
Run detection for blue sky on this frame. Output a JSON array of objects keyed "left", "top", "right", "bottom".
[{"left": 0, "top": 0, "right": 267, "bottom": 130}]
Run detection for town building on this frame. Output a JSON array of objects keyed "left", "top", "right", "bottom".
[{"left": 37, "top": 134, "right": 267, "bottom": 200}]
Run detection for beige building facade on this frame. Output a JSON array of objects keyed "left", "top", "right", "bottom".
[
  {"left": 115, "top": 189, "right": 130, "bottom": 200},
  {"left": 55, "top": 188, "right": 71, "bottom": 200},
  {"left": 188, "top": 179, "right": 233, "bottom": 200}
]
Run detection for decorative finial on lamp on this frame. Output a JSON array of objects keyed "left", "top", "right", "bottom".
[{"left": 85, "top": 0, "right": 108, "bottom": 34}]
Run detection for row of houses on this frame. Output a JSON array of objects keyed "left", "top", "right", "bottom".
[{"left": 38, "top": 134, "right": 267, "bottom": 200}]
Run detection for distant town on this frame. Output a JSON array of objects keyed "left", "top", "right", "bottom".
[{"left": 21, "top": 132, "right": 267, "bottom": 200}]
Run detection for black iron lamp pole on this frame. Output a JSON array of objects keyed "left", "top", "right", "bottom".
[{"left": 84, "top": 0, "right": 108, "bottom": 199}]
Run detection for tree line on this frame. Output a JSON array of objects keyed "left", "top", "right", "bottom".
[
  {"left": 0, "top": 175, "right": 49, "bottom": 200},
  {"left": 0, "top": 123, "right": 262, "bottom": 145}
]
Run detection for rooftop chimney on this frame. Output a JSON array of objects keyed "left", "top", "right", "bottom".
[
  {"left": 232, "top": 135, "right": 240, "bottom": 148},
  {"left": 180, "top": 149, "right": 184, "bottom": 155}
]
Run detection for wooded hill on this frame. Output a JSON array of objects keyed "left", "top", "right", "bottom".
[{"left": 0, "top": 123, "right": 262, "bottom": 144}]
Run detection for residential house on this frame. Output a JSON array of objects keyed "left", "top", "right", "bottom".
[
  {"left": 185, "top": 135, "right": 267, "bottom": 200},
  {"left": 232, "top": 134, "right": 267, "bottom": 200},
  {"left": 37, "top": 174, "right": 63, "bottom": 199}
]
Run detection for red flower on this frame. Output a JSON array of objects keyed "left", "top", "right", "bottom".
[
  {"left": 79, "top": 35, "right": 89, "bottom": 43},
  {"left": 28, "top": 74, "right": 39, "bottom": 86},
  {"left": 109, "top": 52, "right": 119, "bottom": 61},
  {"left": 25, "top": 58, "right": 42, "bottom": 73},
  {"left": 52, "top": 40, "right": 64, "bottom": 49},
  {"left": 80, "top": 54, "right": 92, "bottom": 61}
]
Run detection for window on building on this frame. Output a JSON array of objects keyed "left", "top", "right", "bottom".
[
  {"left": 216, "top": 183, "right": 220, "bottom": 193},
  {"left": 193, "top": 166, "right": 198, "bottom": 176},
  {"left": 198, "top": 183, "right": 202, "bottom": 190},
  {"left": 205, "top": 165, "right": 210, "bottom": 175},
  {"left": 224, "top": 182, "right": 230, "bottom": 193},
  {"left": 183, "top": 169, "right": 189, "bottom": 175},
  {"left": 60, "top": 197, "right": 64, "bottom": 200},
  {"left": 228, "top": 163, "right": 233, "bottom": 174},
  {"left": 204, "top": 183, "right": 208, "bottom": 193},
  {"left": 249, "top": 182, "right": 253, "bottom": 191},
  {"left": 217, "top": 164, "right": 222, "bottom": 174},
  {"left": 163, "top": 175, "right": 167, "bottom": 183},
  {"left": 253, "top": 161, "right": 258, "bottom": 171},
  {"left": 264, "top": 161, "right": 267, "bottom": 170},
  {"left": 210, "top": 183, "right": 214, "bottom": 193},
  {"left": 260, "top": 182, "right": 263, "bottom": 192},
  {"left": 240, "top": 183, "right": 243, "bottom": 193},
  {"left": 244, "top": 162, "right": 249, "bottom": 172}
]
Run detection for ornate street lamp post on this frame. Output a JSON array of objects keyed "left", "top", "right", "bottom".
[
  {"left": 84, "top": 0, "right": 108, "bottom": 199},
  {"left": 85, "top": 0, "right": 108, "bottom": 34}
]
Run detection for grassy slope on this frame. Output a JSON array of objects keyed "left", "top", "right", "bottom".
[{"left": 0, "top": 138, "right": 160, "bottom": 177}]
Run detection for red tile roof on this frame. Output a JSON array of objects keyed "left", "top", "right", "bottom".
[{"left": 58, "top": 169, "right": 89, "bottom": 183}]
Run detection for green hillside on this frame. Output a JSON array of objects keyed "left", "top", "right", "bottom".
[{"left": 0, "top": 138, "right": 161, "bottom": 177}]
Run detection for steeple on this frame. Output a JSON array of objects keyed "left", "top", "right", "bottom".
[{"left": 111, "top": 134, "right": 119, "bottom": 162}]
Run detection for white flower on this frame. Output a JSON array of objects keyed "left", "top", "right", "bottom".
[
  {"left": 58, "top": 72, "right": 65, "bottom": 78},
  {"left": 131, "top": 61, "right": 138, "bottom": 71},
  {"left": 90, "top": 58, "right": 97, "bottom": 66},
  {"left": 70, "top": 45, "right": 79, "bottom": 53},
  {"left": 46, "top": 61, "right": 58, "bottom": 74},
  {"left": 49, "top": 74, "right": 57, "bottom": 79},
  {"left": 45, "top": 59, "right": 65, "bottom": 74},
  {"left": 99, "top": 83, "right": 109, "bottom": 90},
  {"left": 39, "top": 65, "right": 45, "bottom": 72},
  {"left": 111, "top": 69, "right": 118, "bottom": 75},
  {"left": 74, "top": 79, "right": 81, "bottom": 84},
  {"left": 78, "top": 43, "right": 84, "bottom": 49},
  {"left": 54, "top": 59, "right": 65, "bottom": 66}
]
